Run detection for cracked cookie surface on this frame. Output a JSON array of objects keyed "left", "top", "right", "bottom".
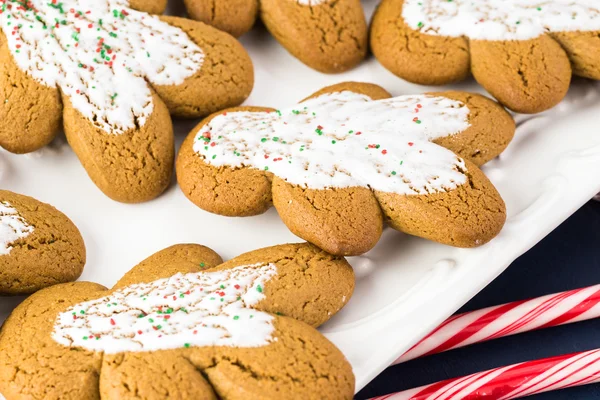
[
  {"left": 0, "top": 242, "right": 355, "bottom": 399},
  {"left": 371, "top": 0, "right": 598, "bottom": 113},
  {"left": 177, "top": 81, "right": 513, "bottom": 255},
  {"left": 0, "top": 190, "right": 85, "bottom": 295}
]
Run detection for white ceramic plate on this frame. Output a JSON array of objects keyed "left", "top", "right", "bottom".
[{"left": 2, "top": 0, "right": 600, "bottom": 394}]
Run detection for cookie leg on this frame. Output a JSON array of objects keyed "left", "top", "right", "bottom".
[
  {"left": 550, "top": 31, "right": 600, "bottom": 80},
  {"left": 429, "top": 91, "right": 515, "bottom": 167},
  {"left": 260, "top": 0, "right": 367, "bottom": 73},
  {"left": 470, "top": 35, "right": 572, "bottom": 114},
  {"left": 127, "top": 0, "right": 168, "bottom": 14},
  {"left": 151, "top": 16, "right": 254, "bottom": 118},
  {"left": 0, "top": 42, "right": 62, "bottom": 154},
  {"left": 183, "top": 0, "right": 258, "bottom": 38},
  {"left": 370, "top": 0, "right": 470, "bottom": 85},
  {"left": 191, "top": 318, "right": 354, "bottom": 400},
  {"left": 272, "top": 178, "right": 383, "bottom": 256},
  {"left": 101, "top": 352, "right": 217, "bottom": 399},
  {"left": 63, "top": 91, "right": 174, "bottom": 203},
  {"left": 176, "top": 108, "right": 274, "bottom": 216},
  {"left": 374, "top": 159, "right": 506, "bottom": 247}
]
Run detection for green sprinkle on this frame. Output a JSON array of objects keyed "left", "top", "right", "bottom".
[
  {"left": 233, "top": 316, "right": 240, "bottom": 320},
  {"left": 184, "top": 343, "right": 190, "bottom": 348},
  {"left": 257, "top": 285, "right": 263, "bottom": 293}
]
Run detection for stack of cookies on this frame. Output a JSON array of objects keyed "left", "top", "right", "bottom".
[{"left": 0, "top": 0, "right": 597, "bottom": 398}]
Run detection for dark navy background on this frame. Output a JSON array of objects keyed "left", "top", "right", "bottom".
[{"left": 358, "top": 200, "right": 600, "bottom": 400}]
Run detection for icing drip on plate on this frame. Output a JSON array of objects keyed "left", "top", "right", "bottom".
[
  {"left": 0, "top": 201, "right": 34, "bottom": 256},
  {"left": 0, "top": 0, "right": 204, "bottom": 133},
  {"left": 52, "top": 263, "right": 278, "bottom": 353},
  {"left": 403, "top": 0, "right": 600, "bottom": 41},
  {"left": 193, "top": 91, "right": 471, "bottom": 196}
]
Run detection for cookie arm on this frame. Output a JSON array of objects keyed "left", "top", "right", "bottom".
[
  {"left": 370, "top": 0, "right": 470, "bottom": 85},
  {"left": 215, "top": 243, "right": 355, "bottom": 328},
  {"left": 183, "top": 0, "right": 258, "bottom": 38},
  {"left": 151, "top": 16, "right": 254, "bottom": 119},
  {"left": 429, "top": 91, "right": 515, "bottom": 167},
  {"left": 0, "top": 41, "right": 62, "bottom": 154},
  {"left": 0, "top": 282, "right": 107, "bottom": 400},
  {"left": 176, "top": 107, "right": 275, "bottom": 217}
]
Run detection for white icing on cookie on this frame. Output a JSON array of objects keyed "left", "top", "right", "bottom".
[
  {"left": 0, "top": 201, "right": 34, "bottom": 256},
  {"left": 296, "top": 0, "right": 328, "bottom": 5},
  {"left": 193, "top": 91, "right": 471, "bottom": 196},
  {"left": 52, "top": 263, "right": 278, "bottom": 353},
  {"left": 0, "top": 0, "right": 204, "bottom": 134},
  {"left": 403, "top": 0, "right": 600, "bottom": 41}
]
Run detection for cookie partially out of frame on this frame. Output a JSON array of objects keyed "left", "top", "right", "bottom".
[
  {"left": 0, "top": 190, "right": 85, "bottom": 295},
  {"left": 177, "top": 81, "right": 514, "bottom": 256},
  {"left": 371, "top": 0, "right": 600, "bottom": 113},
  {"left": 179, "top": 0, "right": 368, "bottom": 73},
  {"left": 0, "top": 0, "right": 253, "bottom": 203},
  {"left": 0, "top": 242, "right": 355, "bottom": 399}
]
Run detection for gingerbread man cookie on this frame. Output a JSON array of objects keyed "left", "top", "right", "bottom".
[
  {"left": 178, "top": 0, "right": 367, "bottom": 73},
  {"left": 0, "top": 0, "right": 254, "bottom": 203},
  {"left": 371, "top": 0, "right": 600, "bottom": 113},
  {"left": 0, "top": 190, "right": 85, "bottom": 295},
  {"left": 177, "top": 82, "right": 514, "bottom": 256},
  {"left": 0, "top": 242, "right": 355, "bottom": 399}
]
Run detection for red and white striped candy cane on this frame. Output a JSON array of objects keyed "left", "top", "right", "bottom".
[
  {"left": 395, "top": 284, "right": 600, "bottom": 364},
  {"left": 372, "top": 349, "right": 600, "bottom": 400}
]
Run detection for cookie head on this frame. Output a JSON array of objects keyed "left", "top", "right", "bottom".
[
  {"left": 371, "top": 0, "right": 599, "bottom": 113},
  {"left": 0, "top": 243, "right": 355, "bottom": 399},
  {"left": 177, "top": 82, "right": 514, "bottom": 255},
  {"left": 0, "top": 190, "right": 86, "bottom": 295},
  {"left": 0, "top": 1, "right": 253, "bottom": 202}
]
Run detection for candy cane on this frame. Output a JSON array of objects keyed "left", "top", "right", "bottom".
[
  {"left": 372, "top": 349, "right": 600, "bottom": 400},
  {"left": 394, "top": 284, "right": 600, "bottom": 364}
]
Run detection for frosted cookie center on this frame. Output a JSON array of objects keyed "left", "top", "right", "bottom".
[
  {"left": 0, "top": 0, "right": 204, "bottom": 134},
  {"left": 403, "top": 0, "right": 600, "bottom": 41},
  {"left": 52, "top": 264, "right": 277, "bottom": 353},
  {"left": 0, "top": 201, "right": 34, "bottom": 256},
  {"left": 193, "top": 91, "right": 471, "bottom": 196}
]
